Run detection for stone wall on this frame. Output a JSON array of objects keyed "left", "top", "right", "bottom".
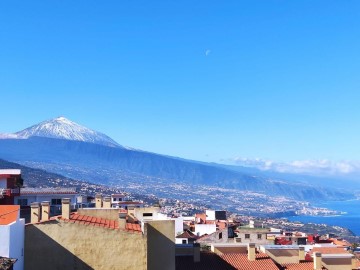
[{"left": 25, "top": 220, "right": 147, "bottom": 270}]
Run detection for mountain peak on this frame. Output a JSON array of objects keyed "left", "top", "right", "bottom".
[
  {"left": 12, "top": 117, "right": 122, "bottom": 148},
  {"left": 55, "top": 116, "right": 70, "bottom": 122}
]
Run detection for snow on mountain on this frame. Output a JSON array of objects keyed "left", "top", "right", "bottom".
[
  {"left": 12, "top": 116, "right": 123, "bottom": 148},
  {"left": 0, "top": 133, "right": 19, "bottom": 139}
]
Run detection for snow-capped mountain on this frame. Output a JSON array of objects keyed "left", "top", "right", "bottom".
[
  {"left": 2, "top": 116, "right": 122, "bottom": 148},
  {"left": 0, "top": 117, "right": 353, "bottom": 201}
]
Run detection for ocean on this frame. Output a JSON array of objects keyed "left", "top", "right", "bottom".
[{"left": 287, "top": 200, "right": 360, "bottom": 236}]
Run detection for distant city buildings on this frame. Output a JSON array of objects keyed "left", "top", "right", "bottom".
[{"left": 1, "top": 168, "right": 360, "bottom": 270}]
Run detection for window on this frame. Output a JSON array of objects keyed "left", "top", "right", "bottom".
[
  {"left": 143, "top": 213, "right": 153, "bottom": 217},
  {"left": 18, "top": 198, "right": 28, "bottom": 206},
  {"left": 245, "top": 234, "right": 250, "bottom": 239},
  {"left": 257, "top": 234, "right": 262, "bottom": 240},
  {"left": 182, "top": 240, "right": 187, "bottom": 244},
  {"left": 51, "top": 199, "right": 62, "bottom": 205},
  {"left": 219, "top": 232, "right": 223, "bottom": 239},
  {"left": 236, "top": 238, "right": 242, "bottom": 243},
  {"left": 113, "top": 198, "right": 117, "bottom": 201}
]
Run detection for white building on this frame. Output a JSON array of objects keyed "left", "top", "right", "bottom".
[
  {"left": 133, "top": 207, "right": 183, "bottom": 236},
  {"left": 0, "top": 169, "right": 22, "bottom": 205},
  {"left": 194, "top": 223, "right": 217, "bottom": 237},
  {"left": 15, "top": 187, "right": 78, "bottom": 214},
  {"left": 0, "top": 205, "right": 25, "bottom": 270},
  {"left": 205, "top": 210, "right": 226, "bottom": 221}
]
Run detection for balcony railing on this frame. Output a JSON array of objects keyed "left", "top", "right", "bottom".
[{"left": 0, "top": 188, "right": 20, "bottom": 198}]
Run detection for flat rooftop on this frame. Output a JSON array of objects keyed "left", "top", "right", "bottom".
[{"left": 0, "top": 169, "right": 21, "bottom": 176}]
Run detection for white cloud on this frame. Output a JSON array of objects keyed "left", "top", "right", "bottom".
[
  {"left": 231, "top": 157, "right": 360, "bottom": 176},
  {"left": 205, "top": 49, "right": 211, "bottom": 56}
]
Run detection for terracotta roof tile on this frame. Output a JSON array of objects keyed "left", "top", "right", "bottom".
[
  {"left": 60, "top": 213, "right": 121, "bottom": 230},
  {"left": 0, "top": 205, "right": 19, "bottom": 225},
  {"left": 309, "top": 247, "right": 349, "bottom": 255},
  {"left": 220, "top": 253, "right": 280, "bottom": 270},
  {"left": 282, "top": 262, "right": 327, "bottom": 270},
  {"left": 329, "top": 238, "right": 351, "bottom": 247},
  {"left": 176, "top": 251, "right": 237, "bottom": 270},
  {"left": 283, "top": 262, "right": 315, "bottom": 270}
]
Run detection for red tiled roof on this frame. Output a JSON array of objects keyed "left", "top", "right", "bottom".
[
  {"left": 176, "top": 230, "right": 198, "bottom": 239},
  {"left": 0, "top": 205, "right": 19, "bottom": 225},
  {"left": 176, "top": 251, "right": 237, "bottom": 270},
  {"left": 58, "top": 213, "right": 141, "bottom": 233},
  {"left": 125, "top": 222, "right": 142, "bottom": 232},
  {"left": 62, "top": 213, "right": 120, "bottom": 230},
  {"left": 282, "top": 262, "right": 327, "bottom": 270},
  {"left": 329, "top": 238, "right": 352, "bottom": 247},
  {"left": 309, "top": 247, "right": 349, "bottom": 255},
  {"left": 220, "top": 253, "right": 280, "bottom": 270}
]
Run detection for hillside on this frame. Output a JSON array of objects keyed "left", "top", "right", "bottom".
[{"left": 0, "top": 117, "right": 354, "bottom": 201}]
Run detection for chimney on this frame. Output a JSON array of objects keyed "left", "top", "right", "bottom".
[
  {"left": 119, "top": 210, "right": 127, "bottom": 229},
  {"left": 193, "top": 243, "right": 200, "bottom": 262},
  {"left": 352, "top": 255, "right": 357, "bottom": 269},
  {"left": 61, "top": 198, "right": 71, "bottom": 219},
  {"left": 30, "top": 202, "right": 40, "bottom": 223},
  {"left": 298, "top": 246, "right": 305, "bottom": 262},
  {"left": 248, "top": 243, "right": 256, "bottom": 261},
  {"left": 313, "top": 252, "right": 322, "bottom": 270},
  {"left": 95, "top": 194, "right": 102, "bottom": 208},
  {"left": 41, "top": 201, "right": 50, "bottom": 221},
  {"left": 103, "top": 196, "right": 111, "bottom": 208}
]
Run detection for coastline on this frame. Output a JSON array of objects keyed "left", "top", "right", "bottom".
[{"left": 287, "top": 199, "right": 360, "bottom": 236}]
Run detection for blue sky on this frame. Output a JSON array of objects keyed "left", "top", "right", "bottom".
[{"left": 1, "top": 1, "right": 360, "bottom": 169}]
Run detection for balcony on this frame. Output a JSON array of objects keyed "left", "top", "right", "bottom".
[{"left": 0, "top": 188, "right": 20, "bottom": 198}]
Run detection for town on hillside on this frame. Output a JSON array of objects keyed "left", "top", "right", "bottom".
[{"left": 1, "top": 169, "right": 360, "bottom": 270}]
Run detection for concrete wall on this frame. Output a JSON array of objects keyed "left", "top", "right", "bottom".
[
  {"left": 206, "top": 210, "right": 216, "bottom": 220},
  {"left": 211, "top": 245, "right": 247, "bottom": 255},
  {"left": 176, "top": 238, "right": 188, "bottom": 244},
  {"left": 0, "top": 225, "right": 10, "bottom": 257},
  {"left": 0, "top": 220, "right": 25, "bottom": 270},
  {"left": 322, "top": 257, "right": 353, "bottom": 270},
  {"left": 265, "top": 248, "right": 300, "bottom": 264},
  {"left": 134, "top": 207, "right": 160, "bottom": 221},
  {"left": 77, "top": 208, "right": 119, "bottom": 221},
  {"left": 172, "top": 217, "right": 184, "bottom": 236},
  {"left": 25, "top": 220, "right": 147, "bottom": 270},
  {"left": 194, "top": 223, "right": 216, "bottom": 236},
  {"left": 9, "top": 219, "right": 25, "bottom": 270},
  {"left": 146, "top": 220, "right": 175, "bottom": 270},
  {"left": 236, "top": 231, "right": 269, "bottom": 244}
]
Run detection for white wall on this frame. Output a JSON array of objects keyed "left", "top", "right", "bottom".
[
  {"left": 15, "top": 194, "right": 77, "bottom": 206},
  {"left": 182, "top": 216, "right": 195, "bottom": 222},
  {"left": 175, "top": 238, "right": 188, "bottom": 244},
  {"left": 195, "top": 224, "right": 216, "bottom": 236},
  {"left": 9, "top": 219, "right": 25, "bottom": 270},
  {"left": 206, "top": 210, "right": 216, "bottom": 221},
  {"left": 0, "top": 220, "right": 25, "bottom": 270},
  {"left": 171, "top": 217, "right": 184, "bottom": 236},
  {"left": 0, "top": 225, "right": 10, "bottom": 256}
]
